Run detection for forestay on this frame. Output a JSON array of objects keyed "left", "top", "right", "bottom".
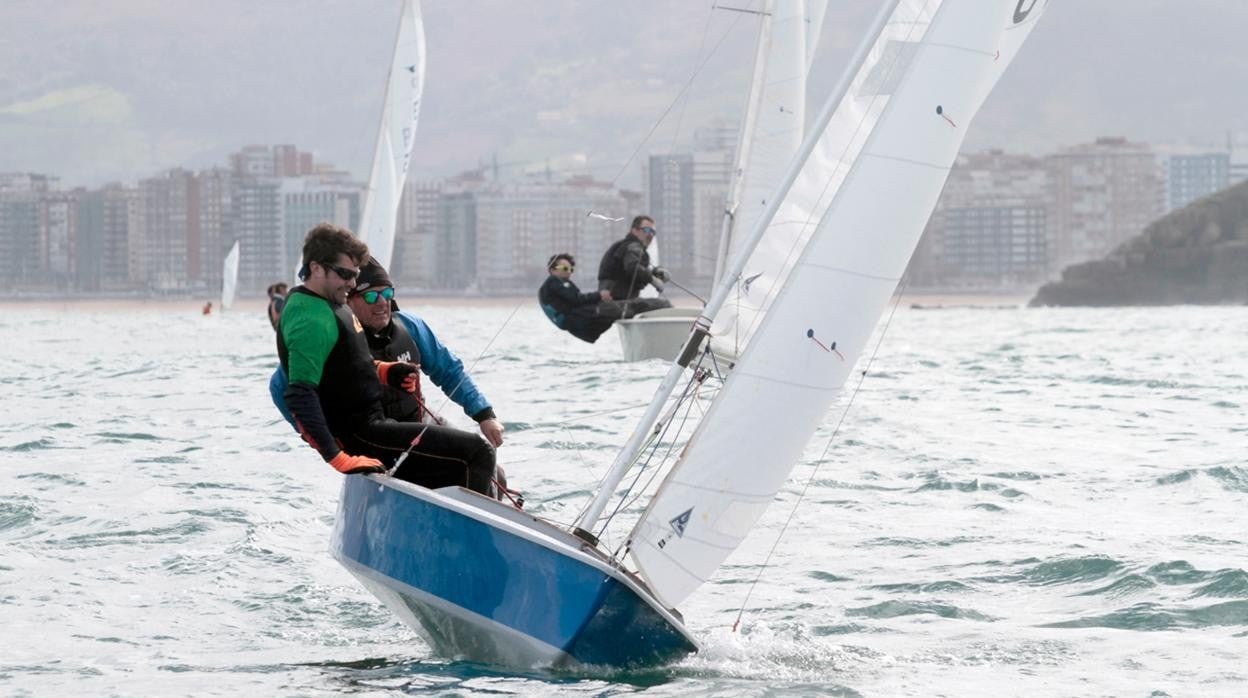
[
  {"left": 221, "top": 239, "right": 240, "bottom": 310},
  {"left": 627, "top": 0, "right": 1047, "bottom": 609},
  {"left": 357, "top": 0, "right": 427, "bottom": 270}
]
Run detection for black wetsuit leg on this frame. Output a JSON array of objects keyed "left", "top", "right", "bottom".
[{"left": 342, "top": 419, "right": 496, "bottom": 495}]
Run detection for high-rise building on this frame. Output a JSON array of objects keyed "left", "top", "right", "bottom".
[
  {"left": 394, "top": 179, "right": 443, "bottom": 288},
  {"left": 195, "top": 168, "right": 234, "bottom": 291},
  {"left": 281, "top": 173, "right": 362, "bottom": 281},
  {"left": 643, "top": 142, "right": 735, "bottom": 294},
  {"left": 469, "top": 177, "right": 630, "bottom": 293},
  {"left": 1160, "top": 149, "right": 1230, "bottom": 212},
  {"left": 231, "top": 177, "right": 283, "bottom": 293},
  {"left": 76, "top": 184, "right": 138, "bottom": 292},
  {"left": 0, "top": 174, "right": 60, "bottom": 290},
  {"left": 435, "top": 191, "right": 478, "bottom": 291},
  {"left": 1045, "top": 137, "right": 1162, "bottom": 271},
  {"left": 910, "top": 150, "right": 1050, "bottom": 289},
  {"left": 135, "top": 169, "right": 196, "bottom": 291}
]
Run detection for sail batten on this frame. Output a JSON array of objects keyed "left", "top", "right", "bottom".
[
  {"left": 357, "top": 0, "right": 426, "bottom": 270},
  {"left": 625, "top": 0, "right": 1047, "bottom": 609}
]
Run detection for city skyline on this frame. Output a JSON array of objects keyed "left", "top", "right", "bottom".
[{"left": 5, "top": 2, "right": 1248, "bottom": 188}]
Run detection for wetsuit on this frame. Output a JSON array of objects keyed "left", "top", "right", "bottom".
[
  {"left": 538, "top": 275, "right": 615, "bottom": 343},
  {"left": 277, "top": 287, "right": 495, "bottom": 494}
]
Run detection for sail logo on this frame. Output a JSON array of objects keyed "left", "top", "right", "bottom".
[
  {"left": 669, "top": 508, "right": 693, "bottom": 537},
  {"left": 656, "top": 508, "right": 693, "bottom": 550},
  {"left": 1013, "top": 0, "right": 1045, "bottom": 24}
]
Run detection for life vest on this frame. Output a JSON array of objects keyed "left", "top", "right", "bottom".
[
  {"left": 277, "top": 287, "right": 382, "bottom": 433},
  {"left": 537, "top": 276, "right": 567, "bottom": 329},
  {"left": 364, "top": 318, "right": 434, "bottom": 423},
  {"left": 596, "top": 235, "right": 650, "bottom": 300}
]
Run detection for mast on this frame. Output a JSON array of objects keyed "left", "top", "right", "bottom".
[
  {"left": 574, "top": 0, "right": 902, "bottom": 541},
  {"left": 712, "top": 2, "right": 772, "bottom": 288}
]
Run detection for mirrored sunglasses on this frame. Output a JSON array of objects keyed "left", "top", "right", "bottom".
[{"left": 354, "top": 287, "right": 395, "bottom": 304}]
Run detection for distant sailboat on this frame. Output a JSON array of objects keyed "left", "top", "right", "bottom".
[
  {"left": 221, "top": 239, "right": 240, "bottom": 311},
  {"left": 332, "top": 0, "right": 1047, "bottom": 667},
  {"left": 356, "top": 0, "right": 427, "bottom": 270},
  {"left": 616, "top": 0, "right": 824, "bottom": 362}
]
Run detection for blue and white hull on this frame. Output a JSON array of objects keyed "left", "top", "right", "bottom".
[{"left": 330, "top": 474, "right": 698, "bottom": 668}]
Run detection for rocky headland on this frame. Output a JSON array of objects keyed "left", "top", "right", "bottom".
[{"left": 1030, "top": 181, "right": 1248, "bottom": 306}]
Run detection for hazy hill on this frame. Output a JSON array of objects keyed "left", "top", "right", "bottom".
[
  {"left": 6, "top": 2, "right": 1248, "bottom": 187},
  {"left": 1030, "top": 182, "right": 1248, "bottom": 306}
]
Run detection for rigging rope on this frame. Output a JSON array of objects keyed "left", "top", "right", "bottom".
[
  {"left": 602, "top": 0, "right": 762, "bottom": 190},
  {"left": 730, "top": 275, "right": 912, "bottom": 633}
]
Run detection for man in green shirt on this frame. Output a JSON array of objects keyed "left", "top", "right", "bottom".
[{"left": 277, "top": 223, "right": 497, "bottom": 494}]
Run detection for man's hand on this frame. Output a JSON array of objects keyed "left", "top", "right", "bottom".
[
  {"left": 328, "top": 451, "right": 385, "bottom": 474},
  {"left": 652, "top": 266, "right": 670, "bottom": 282},
  {"left": 377, "top": 361, "right": 420, "bottom": 394},
  {"left": 479, "top": 418, "right": 505, "bottom": 448},
  {"left": 599, "top": 290, "right": 612, "bottom": 301}
]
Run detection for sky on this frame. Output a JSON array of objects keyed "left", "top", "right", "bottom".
[{"left": 3, "top": 1, "right": 1248, "bottom": 189}]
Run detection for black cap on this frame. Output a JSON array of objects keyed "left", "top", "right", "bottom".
[{"left": 355, "top": 256, "right": 393, "bottom": 292}]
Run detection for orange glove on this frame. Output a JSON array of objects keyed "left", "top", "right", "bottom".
[
  {"left": 328, "top": 451, "right": 384, "bottom": 474},
  {"left": 376, "top": 361, "right": 420, "bottom": 394}
]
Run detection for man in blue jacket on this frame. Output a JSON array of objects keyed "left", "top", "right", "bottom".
[{"left": 271, "top": 256, "right": 504, "bottom": 449}]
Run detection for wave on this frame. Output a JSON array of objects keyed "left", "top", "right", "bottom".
[
  {"left": 845, "top": 600, "right": 994, "bottom": 622},
  {"left": 1041, "top": 600, "right": 1248, "bottom": 631},
  {"left": 1155, "top": 465, "right": 1248, "bottom": 492}
]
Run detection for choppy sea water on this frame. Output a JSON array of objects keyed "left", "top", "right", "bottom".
[{"left": 1, "top": 300, "right": 1245, "bottom": 696}]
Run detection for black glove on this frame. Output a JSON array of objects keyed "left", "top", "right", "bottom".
[{"left": 377, "top": 361, "right": 420, "bottom": 393}]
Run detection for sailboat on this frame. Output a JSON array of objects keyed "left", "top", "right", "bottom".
[
  {"left": 221, "top": 239, "right": 240, "bottom": 311},
  {"left": 330, "top": 0, "right": 1047, "bottom": 667},
  {"left": 615, "top": 0, "right": 826, "bottom": 362},
  {"left": 356, "top": 0, "right": 427, "bottom": 270}
]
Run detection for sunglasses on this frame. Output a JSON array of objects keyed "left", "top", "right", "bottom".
[
  {"left": 353, "top": 287, "right": 395, "bottom": 305},
  {"left": 640, "top": 226, "right": 657, "bottom": 236},
  {"left": 552, "top": 264, "right": 574, "bottom": 272},
  {"left": 322, "top": 262, "right": 360, "bottom": 281}
]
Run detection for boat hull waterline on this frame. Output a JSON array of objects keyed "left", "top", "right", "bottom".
[{"left": 330, "top": 474, "right": 698, "bottom": 668}]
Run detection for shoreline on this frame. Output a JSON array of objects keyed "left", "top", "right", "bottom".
[{"left": 0, "top": 292, "right": 1032, "bottom": 312}]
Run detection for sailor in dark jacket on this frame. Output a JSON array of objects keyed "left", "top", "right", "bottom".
[
  {"left": 539, "top": 253, "right": 615, "bottom": 343},
  {"left": 596, "top": 215, "right": 673, "bottom": 317}
]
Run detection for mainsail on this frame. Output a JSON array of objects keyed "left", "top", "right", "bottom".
[
  {"left": 357, "top": 0, "right": 427, "bottom": 270},
  {"left": 221, "top": 239, "right": 240, "bottom": 310},
  {"left": 711, "top": 0, "right": 821, "bottom": 357},
  {"left": 617, "top": 0, "right": 1047, "bottom": 609}
]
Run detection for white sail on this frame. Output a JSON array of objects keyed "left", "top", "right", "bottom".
[
  {"left": 357, "top": 0, "right": 426, "bottom": 270},
  {"left": 626, "top": 0, "right": 1047, "bottom": 609},
  {"left": 221, "top": 239, "right": 240, "bottom": 310},
  {"left": 712, "top": 0, "right": 812, "bottom": 291},
  {"left": 804, "top": 0, "right": 827, "bottom": 71},
  {"left": 711, "top": 1, "right": 821, "bottom": 358}
]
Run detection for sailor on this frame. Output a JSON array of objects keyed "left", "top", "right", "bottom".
[
  {"left": 538, "top": 253, "right": 615, "bottom": 343},
  {"left": 273, "top": 223, "right": 497, "bottom": 495},
  {"left": 596, "top": 215, "right": 673, "bottom": 318},
  {"left": 266, "top": 282, "right": 289, "bottom": 331}
]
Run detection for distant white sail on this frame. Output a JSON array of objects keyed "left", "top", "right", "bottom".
[
  {"left": 221, "top": 239, "right": 240, "bottom": 310},
  {"left": 358, "top": 0, "right": 426, "bottom": 270},
  {"left": 711, "top": 0, "right": 816, "bottom": 357},
  {"left": 627, "top": 0, "right": 1048, "bottom": 609}
]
